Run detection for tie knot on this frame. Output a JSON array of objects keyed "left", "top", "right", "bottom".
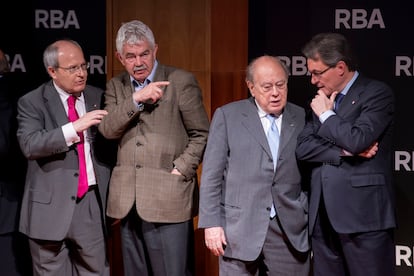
[
  {"left": 266, "top": 114, "right": 276, "bottom": 123},
  {"left": 67, "top": 95, "right": 77, "bottom": 107},
  {"left": 335, "top": 93, "right": 345, "bottom": 104},
  {"left": 334, "top": 93, "right": 345, "bottom": 111}
]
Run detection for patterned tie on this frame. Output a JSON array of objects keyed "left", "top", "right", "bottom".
[
  {"left": 334, "top": 93, "right": 345, "bottom": 112},
  {"left": 266, "top": 114, "right": 280, "bottom": 218},
  {"left": 67, "top": 96, "right": 88, "bottom": 198}
]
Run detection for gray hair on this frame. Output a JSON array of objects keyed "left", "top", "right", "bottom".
[
  {"left": 302, "top": 32, "right": 358, "bottom": 71},
  {"left": 116, "top": 20, "right": 156, "bottom": 53},
  {"left": 42, "top": 39, "right": 82, "bottom": 71},
  {"left": 246, "top": 55, "right": 289, "bottom": 83}
]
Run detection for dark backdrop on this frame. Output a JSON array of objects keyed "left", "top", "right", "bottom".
[
  {"left": 248, "top": 1, "right": 414, "bottom": 275},
  {"left": 0, "top": 0, "right": 106, "bottom": 100},
  {"left": 1, "top": 1, "right": 414, "bottom": 275}
]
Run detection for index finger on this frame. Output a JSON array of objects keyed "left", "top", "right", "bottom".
[{"left": 152, "top": 81, "right": 170, "bottom": 88}]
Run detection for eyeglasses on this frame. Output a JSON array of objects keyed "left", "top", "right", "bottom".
[
  {"left": 310, "top": 65, "right": 334, "bottom": 78},
  {"left": 258, "top": 80, "right": 287, "bottom": 93},
  {"left": 57, "top": 62, "right": 90, "bottom": 74}
]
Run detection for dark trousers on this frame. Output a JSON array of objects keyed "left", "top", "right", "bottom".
[
  {"left": 29, "top": 189, "right": 109, "bottom": 276},
  {"left": 312, "top": 204, "right": 395, "bottom": 276},
  {"left": 120, "top": 209, "right": 195, "bottom": 276},
  {"left": 0, "top": 231, "right": 32, "bottom": 276}
]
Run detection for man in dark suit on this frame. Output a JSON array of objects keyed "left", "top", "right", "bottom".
[
  {"left": 296, "top": 32, "right": 396, "bottom": 276},
  {"left": 198, "top": 55, "right": 310, "bottom": 275},
  {"left": 0, "top": 48, "right": 32, "bottom": 276},
  {"left": 98, "top": 20, "right": 209, "bottom": 276},
  {"left": 17, "top": 39, "right": 114, "bottom": 275}
]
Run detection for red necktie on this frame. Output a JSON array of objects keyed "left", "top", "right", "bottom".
[{"left": 67, "top": 95, "right": 88, "bottom": 198}]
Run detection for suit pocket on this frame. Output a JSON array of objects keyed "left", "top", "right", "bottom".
[
  {"left": 350, "top": 174, "right": 385, "bottom": 187},
  {"left": 29, "top": 189, "right": 52, "bottom": 204},
  {"left": 221, "top": 204, "right": 241, "bottom": 220}
]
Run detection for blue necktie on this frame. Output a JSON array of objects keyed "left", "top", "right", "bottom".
[
  {"left": 266, "top": 114, "right": 279, "bottom": 218},
  {"left": 334, "top": 93, "right": 345, "bottom": 112}
]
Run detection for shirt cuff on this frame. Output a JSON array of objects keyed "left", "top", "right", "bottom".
[
  {"left": 319, "top": 110, "right": 335, "bottom": 123},
  {"left": 62, "top": 122, "right": 80, "bottom": 146}
]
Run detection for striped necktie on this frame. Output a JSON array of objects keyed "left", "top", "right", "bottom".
[{"left": 266, "top": 114, "right": 279, "bottom": 218}]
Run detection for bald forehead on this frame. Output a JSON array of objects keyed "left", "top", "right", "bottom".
[{"left": 253, "top": 57, "right": 286, "bottom": 77}]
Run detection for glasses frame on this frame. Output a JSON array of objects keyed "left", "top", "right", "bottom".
[
  {"left": 257, "top": 80, "right": 288, "bottom": 93},
  {"left": 310, "top": 65, "right": 335, "bottom": 78},
  {"left": 57, "top": 62, "right": 90, "bottom": 74}
]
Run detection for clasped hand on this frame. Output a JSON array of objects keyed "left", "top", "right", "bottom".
[{"left": 311, "top": 90, "right": 340, "bottom": 117}]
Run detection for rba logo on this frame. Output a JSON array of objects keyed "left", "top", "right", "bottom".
[
  {"left": 335, "top": 9, "right": 385, "bottom": 29},
  {"left": 395, "top": 151, "right": 414, "bottom": 171},
  {"left": 396, "top": 245, "right": 414, "bottom": 267},
  {"left": 35, "top": 9, "right": 80, "bottom": 29}
]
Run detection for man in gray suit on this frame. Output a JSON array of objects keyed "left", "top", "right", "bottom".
[
  {"left": 17, "top": 39, "right": 114, "bottom": 275},
  {"left": 198, "top": 55, "right": 310, "bottom": 275},
  {"left": 98, "top": 20, "right": 209, "bottom": 276}
]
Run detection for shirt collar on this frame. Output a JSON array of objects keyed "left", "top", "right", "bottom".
[
  {"left": 255, "top": 99, "right": 281, "bottom": 119},
  {"left": 53, "top": 81, "right": 85, "bottom": 103},
  {"left": 341, "top": 71, "right": 359, "bottom": 96}
]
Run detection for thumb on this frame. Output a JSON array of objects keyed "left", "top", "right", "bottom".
[{"left": 330, "top": 91, "right": 339, "bottom": 102}]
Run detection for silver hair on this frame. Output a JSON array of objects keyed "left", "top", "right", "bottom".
[{"left": 116, "top": 20, "right": 156, "bottom": 53}]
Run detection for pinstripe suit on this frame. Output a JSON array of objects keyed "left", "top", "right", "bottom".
[{"left": 199, "top": 98, "right": 310, "bottom": 275}]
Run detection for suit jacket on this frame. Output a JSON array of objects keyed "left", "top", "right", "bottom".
[
  {"left": 98, "top": 63, "right": 210, "bottom": 223},
  {"left": 0, "top": 74, "right": 25, "bottom": 234},
  {"left": 296, "top": 74, "right": 396, "bottom": 235},
  {"left": 198, "top": 98, "right": 309, "bottom": 261},
  {"left": 17, "top": 81, "right": 114, "bottom": 240}
]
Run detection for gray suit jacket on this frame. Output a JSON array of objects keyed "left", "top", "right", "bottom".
[
  {"left": 17, "top": 81, "right": 114, "bottom": 240},
  {"left": 98, "top": 63, "right": 210, "bottom": 223},
  {"left": 198, "top": 97, "right": 309, "bottom": 261}
]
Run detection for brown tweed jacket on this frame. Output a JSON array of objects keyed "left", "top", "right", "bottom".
[{"left": 99, "top": 63, "right": 209, "bottom": 223}]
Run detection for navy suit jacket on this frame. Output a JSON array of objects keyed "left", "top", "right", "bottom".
[
  {"left": 296, "top": 74, "right": 396, "bottom": 235},
  {"left": 0, "top": 74, "right": 26, "bottom": 235}
]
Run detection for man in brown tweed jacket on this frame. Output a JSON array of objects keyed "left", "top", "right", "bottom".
[{"left": 98, "top": 20, "right": 209, "bottom": 276}]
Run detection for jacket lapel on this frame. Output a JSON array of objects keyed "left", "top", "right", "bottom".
[
  {"left": 43, "top": 81, "right": 68, "bottom": 128},
  {"left": 278, "top": 103, "right": 296, "bottom": 156},
  {"left": 241, "top": 98, "right": 273, "bottom": 159}
]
